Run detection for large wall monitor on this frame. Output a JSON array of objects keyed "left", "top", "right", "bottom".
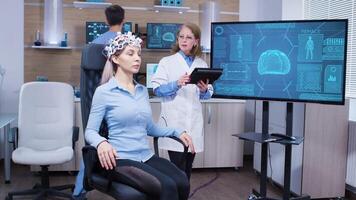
[
  {"left": 211, "top": 19, "right": 348, "bottom": 105},
  {"left": 146, "top": 23, "right": 181, "bottom": 49},
  {"left": 86, "top": 22, "right": 133, "bottom": 44}
]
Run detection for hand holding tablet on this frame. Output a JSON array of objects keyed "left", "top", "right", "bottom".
[{"left": 188, "top": 68, "right": 223, "bottom": 84}]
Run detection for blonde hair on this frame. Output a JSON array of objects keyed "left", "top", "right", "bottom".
[
  {"left": 100, "top": 48, "right": 123, "bottom": 85},
  {"left": 100, "top": 32, "right": 142, "bottom": 85},
  {"left": 172, "top": 22, "right": 202, "bottom": 57},
  {"left": 101, "top": 60, "right": 115, "bottom": 85}
]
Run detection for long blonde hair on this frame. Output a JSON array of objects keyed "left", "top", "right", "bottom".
[
  {"left": 100, "top": 49, "right": 122, "bottom": 85},
  {"left": 101, "top": 60, "right": 115, "bottom": 85}
]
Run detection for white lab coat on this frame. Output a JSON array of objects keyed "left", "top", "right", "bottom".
[{"left": 151, "top": 52, "right": 211, "bottom": 153}]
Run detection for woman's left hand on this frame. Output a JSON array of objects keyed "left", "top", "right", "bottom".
[
  {"left": 179, "top": 132, "right": 195, "bottom": 153},
  {"left": 197, "top": 79, "right": 209, "bottom": 93}
]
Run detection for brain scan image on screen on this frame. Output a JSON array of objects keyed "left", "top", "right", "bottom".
[
  {"left": 211, "top": 20, "right": 347, "bottom": 104},
  {"left": 147, "top": 23, "right": 181, "bottom": 49},
  {"left": 257, "top": 50, "right": 291, "bottom": 75},
  {"left": 162, "top": 32, "right": 175, "bottom": 42}
]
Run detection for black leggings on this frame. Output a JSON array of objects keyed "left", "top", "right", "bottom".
[
  {"left": 112, "top": 155, "right": 189, "bottom": 200},
  {"left": 168, "top": 151, "right": 196, "bottom": 180}
]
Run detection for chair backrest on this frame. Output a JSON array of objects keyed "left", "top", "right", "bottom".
[
  {"left": 80, "top": 43, "right": 108, "bottom": 139},
  {"left": 18, "top": 82, "right": 74, "bottom": 150}
]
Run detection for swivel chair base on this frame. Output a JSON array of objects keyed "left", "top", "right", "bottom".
[{"left": 6, "top": 165, "right": 74, "bottom": 200}]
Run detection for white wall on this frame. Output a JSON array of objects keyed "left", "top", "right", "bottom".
[
  {"left": 0, "top": 0, "right": 24, "bottom": 115},
  {"left": 239, "top": 0, "right": 282, "bottom": 21},
  {"left": 350, "top": 98, "right": 356, "bottom": 121},
  {"left": 282, "top": 0, "right": 304, "bottom": 20},
  {"left": 0, "top": 0, "right": 24, "bottom": 159}
]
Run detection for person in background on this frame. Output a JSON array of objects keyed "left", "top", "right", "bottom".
[
  {"left": 72, "top": 4, "right": 125, "bottom": 200},
  {"left": 86, "top": 32, "right": 194, "bottom": 200},
  {"left": 151, "top": 22, "right": 213, "bottom": 180},
  {"left": 92, "top": 5, "right": 125, "bottom": 44}
]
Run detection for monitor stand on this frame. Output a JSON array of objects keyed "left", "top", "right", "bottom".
[{"left": 234, "top": 101, "right": 310, "bottom": 200}]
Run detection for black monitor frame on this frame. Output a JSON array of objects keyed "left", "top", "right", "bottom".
[
  {"left": 210, "top": 19, "right": 348, "bottom": 105},
  {"left": 146, "top": 23, "right": 182, "bottom": 49}
]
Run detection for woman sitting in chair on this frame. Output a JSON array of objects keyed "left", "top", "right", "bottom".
[{"left": 85, "top": 32, "right": 194, "bottom": 200}]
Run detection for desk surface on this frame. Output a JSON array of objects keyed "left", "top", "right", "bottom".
[{"left": 0, "top": 114, "right": 17, "bottom": 128}]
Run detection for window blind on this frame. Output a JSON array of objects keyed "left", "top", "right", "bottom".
[{"left": 304, "top": 0, "right": 356, "bottom": 98}]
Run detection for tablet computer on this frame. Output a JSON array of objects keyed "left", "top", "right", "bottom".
[{"left": 188, "top": 68, "right": 223, "bottom": 84}]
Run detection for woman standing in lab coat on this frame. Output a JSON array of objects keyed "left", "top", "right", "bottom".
[{"left": 151, "top": 22, "right": 213, "bottom": 180}]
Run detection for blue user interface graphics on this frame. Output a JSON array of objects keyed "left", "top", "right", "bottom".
[
  {"left": 86, "top": 22, "right": 132, "bottom": 44},
  {"left": 146, "top": 23, "right": 182, "bottom": 49},
  {"left": 211, "top": 20, "right": 348, "bottom": 104}
]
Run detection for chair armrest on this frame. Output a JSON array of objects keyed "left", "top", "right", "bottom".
[
  {"left": 82, "top": 145, "right": 98, "bottom": 191},
  {"left": 153, "top": 136, "right": 188, "bottom": 156},
  {"left": 72, "top": 126, "right": 79, "bottom": 149},
  {"left": 82, "top": 145, "right": 116, "bottom": 192}
]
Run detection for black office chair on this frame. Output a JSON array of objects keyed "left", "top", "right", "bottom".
[{"left": 80, "top": 43, "right": 188, "bottom": 200}]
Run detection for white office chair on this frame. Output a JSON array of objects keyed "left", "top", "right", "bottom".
[{"left": 6, "top": 82, "right": 79, "bottom": 200}]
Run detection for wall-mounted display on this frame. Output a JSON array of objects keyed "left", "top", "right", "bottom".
[{"left": 146, "top": 23, "right": 181, "bottom": 49}]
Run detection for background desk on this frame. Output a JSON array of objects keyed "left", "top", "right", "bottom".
[{"left": 0, "top": 113, "right": 16, "bottom": 183}]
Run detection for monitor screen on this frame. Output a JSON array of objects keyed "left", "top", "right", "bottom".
[
  {"left": 122, "top": 22, "right": 133, "bottom": 33},
  {"left": 211, "top": 19, "right": 348, "bottom": 105},
  {"left": 86, "top": 22, "right": 133, "bottom": 44},
  {"left": 86, "top": 22, "right": 109, "bottom": 44},
  {"left": 146, "top": 63, "right": 158, "bottom": 89},
  {"left": 146, "top": 23, "right": 182, "bottom": 49}
]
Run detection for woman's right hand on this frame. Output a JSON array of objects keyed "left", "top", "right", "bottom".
[
  {"left": 177, "top": 73, "right": 190, "bottom": 87},
  {"left": 97, "top": 141, "right": 118, "bottom": 170},
  {"left": 179, "top": 132, "right": 195, "bottom": 153}
]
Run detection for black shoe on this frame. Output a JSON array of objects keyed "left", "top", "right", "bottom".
[{"left": 72, "top": 192, "right": 87, "bottom": 200}]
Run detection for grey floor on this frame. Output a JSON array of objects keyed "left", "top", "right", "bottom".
[{"left": 0, "top": 158, "right": 284, "bottom": 200}]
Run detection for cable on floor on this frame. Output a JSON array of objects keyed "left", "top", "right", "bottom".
[{"left": 189, "top": 170, "right": 220, "bottom": 199}]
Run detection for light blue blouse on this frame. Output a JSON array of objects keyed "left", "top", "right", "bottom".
[{"left": 85, "top": 77, "right": 182, "bottom": 162}]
